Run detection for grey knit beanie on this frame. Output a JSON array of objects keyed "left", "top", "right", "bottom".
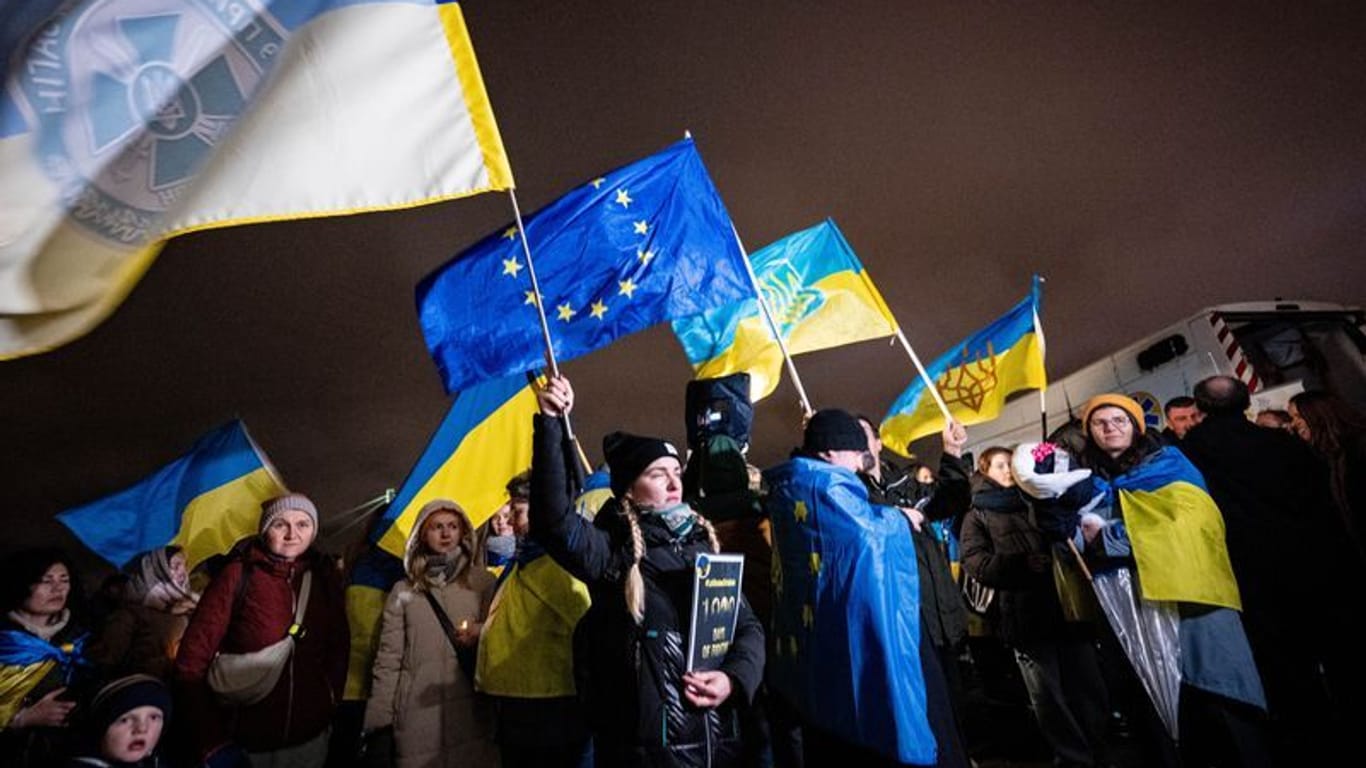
[{"left": 259, "top": 492, "right": 318, "bottom": 533}]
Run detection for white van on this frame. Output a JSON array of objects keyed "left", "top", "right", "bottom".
[{"left": 964, "top": 300, "right": 1366, "bottom": 456}]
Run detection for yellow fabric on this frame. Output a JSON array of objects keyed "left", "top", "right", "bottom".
[
  {"left": 0, "top": 660, "right": 55, "bottom": 726},
  {"left": 475, "top": 556, "right": 591, "bottom": 698},
  {"left": 378, "top": 384, "right": 540, "bottom": 558},
  {"left": 438, "top": 2, "right": 515, "bottom": 191},
  {"left": 694, "top": 269, "right": 897, "bottom": 401},
  {"left": 343, "top": 584, "right": 389, "bottom": 701},
  {"left": 1121, "top": 483, "right": 1242, "bottom": 610},
  {"left": 881, "top": 330, "right": 1046, "bottom": 449},
  {"left": 170, "top": 465, "right": 287, "bottom": 570}
]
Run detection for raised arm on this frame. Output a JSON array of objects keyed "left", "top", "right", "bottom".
[
  {"left": 924, "top": 421, "right": 971, "bottom": 523},
  {"left": 529, "top": 376, "right": 618, "bottom": 584}
]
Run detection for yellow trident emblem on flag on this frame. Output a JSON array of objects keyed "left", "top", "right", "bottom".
[{"left": 935, "top": 341, "right": 999, "bottom": 412}]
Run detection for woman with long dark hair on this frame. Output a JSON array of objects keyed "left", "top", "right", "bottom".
[{"left": 1289, "top": 390, "right": 1366, "bottom": 548}]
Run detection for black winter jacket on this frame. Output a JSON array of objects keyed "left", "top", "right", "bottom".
[
  {"left": 862, "top": 454, "right": 972, "bottom": 648},
  {"left": 958, "top": 480, "right": 1068, "bottom": 647},
  {"left": 530, "top": 415, "right": 765, "bottom": 768}
]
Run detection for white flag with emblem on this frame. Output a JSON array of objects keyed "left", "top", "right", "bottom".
[{"left": 0, "top": 0, "right": 513, "bottom": 359}]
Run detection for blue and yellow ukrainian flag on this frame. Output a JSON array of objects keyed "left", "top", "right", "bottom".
[
  {"left": 348, "top": 372, "right": 541, "bottom": 695},
  {"left": 58, "top": 421, "right": 287, "bottom": 569},
  {"left": 370, "top": 372, "right": 541, "bottom": 558},
  {"left": 671, "top": 219, "right": 898, "bottom": 401},
  {"left": 2, "top": 0, "right": 511, "bottom": 360},
  {"left": 343, "top": 545, "right": 406, "bottom": 700},
  {"left": 1108, "top": 448, "right": 1242, "bottom": 610},
  {"left": 417, "top": 137, "right": 752, "bottom": 394},
  {"left": 880, "top": 276, "right": 1046, "bottom": 456}
]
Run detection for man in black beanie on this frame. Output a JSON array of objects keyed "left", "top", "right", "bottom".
[{"left": 763, "top": 408, "right": 970, "bottom": 767}]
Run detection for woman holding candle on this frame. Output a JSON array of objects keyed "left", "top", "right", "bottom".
[{"left": 364, "top": 499, "right": 499, "bottom": 768}]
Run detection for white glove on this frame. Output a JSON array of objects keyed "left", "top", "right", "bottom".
[{"left": 1011, "top": 442, "right": 1092, "bottom": 500}]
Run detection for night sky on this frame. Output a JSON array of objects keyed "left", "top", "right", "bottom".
[{"left": 4, "top": 1, "right": 1365, "bottom": 560}]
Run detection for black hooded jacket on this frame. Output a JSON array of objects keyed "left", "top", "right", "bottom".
[
  {"left": 529, "top": 415, "right": 765, "bottom": 768},
  {"left": 862, "top": 454, "right": 972, "bottom": 648}
]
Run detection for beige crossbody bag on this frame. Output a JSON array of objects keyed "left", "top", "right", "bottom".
[{"left": 207, "top": 569, "right": 312, "bottom": 706}]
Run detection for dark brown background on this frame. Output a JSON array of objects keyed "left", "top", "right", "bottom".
[{"left": 4, "top": 1, "right": 1365, "bottom": 559}]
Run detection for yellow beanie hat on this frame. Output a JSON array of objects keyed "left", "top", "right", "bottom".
[{"left": 1082, "top": 393, "right": 1147, "bottom": 435}]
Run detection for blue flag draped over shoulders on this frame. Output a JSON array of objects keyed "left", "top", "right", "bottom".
[
  {"left": 0, "top": 629, "right": 91, "bottom": 681},
  {"left": 417, "top": 137, "right": 753, "bottom": 393},
  {"left": 763, "top": 457, "right": 937, "bottom": 764}
]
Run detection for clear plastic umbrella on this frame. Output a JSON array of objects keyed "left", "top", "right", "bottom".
[{"left": 1091, "top": 567, "right": 1182, "bottom": 740}]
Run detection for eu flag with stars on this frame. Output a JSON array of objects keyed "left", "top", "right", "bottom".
[{"left": 417, "top": 137, "right": 753, "bottom": 393}]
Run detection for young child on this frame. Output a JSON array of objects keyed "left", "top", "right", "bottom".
[{"left": 70, "top": 674, "right": 172, "bottom": 768}]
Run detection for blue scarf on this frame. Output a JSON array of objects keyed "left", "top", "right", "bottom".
[{"left": 0, "top": 628, "right": 92, "bottom": 683}]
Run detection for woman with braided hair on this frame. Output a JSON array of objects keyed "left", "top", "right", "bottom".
[{"left": 530, "top": 375, "right": 765, "bottom": 768}]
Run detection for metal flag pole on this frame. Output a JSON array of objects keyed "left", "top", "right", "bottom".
[
  {"left": 323, "top": 489, "right": 396, "bottom": 537},
  {"left": 892, "top": 327, "right": 954, "bottom": 424},
  {"left": 508, "top": 189, "right": 578, "bottom": 441},
  {"left": 508, "top": 189, "right": 559, "bottom": 378},
  {"left": 731, "top": 225, "right": 814, "bottom": 417},
  {"left": 1034, "top": 275, "right": 1049, "bottom": 442}
]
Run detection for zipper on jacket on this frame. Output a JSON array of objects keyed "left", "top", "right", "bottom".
[{"left": 283, "top": 561, "right": 296, "bottom": 741}]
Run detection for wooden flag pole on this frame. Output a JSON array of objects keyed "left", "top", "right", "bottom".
[
  {"left": 892, "top": 327, "right": 954, "bottom": 423},
  {"left": 1067, "top": 538, "right": 1094, "bottom": 582},
  {"left": 731, "top": 226, "right": 814, "bottom": 417}
]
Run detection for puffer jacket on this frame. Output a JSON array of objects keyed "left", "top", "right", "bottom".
[
  {"left": 958, "top": 479, "right": 1067, "bottom": 647},
  {"left": 174, "top": 540, "right": 348, "bottom": 755},
  {"left": 530, "top": 415, "right": 766, "bottom": 768}
]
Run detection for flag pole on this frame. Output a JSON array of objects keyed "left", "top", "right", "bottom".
[
  {"left": 508, "top": 190, "right": 559, "bottom": 378},
  {"left": 509, "top": 190, "right": 580, "bottom": 441},
  {"left": 1034, "top": 275, "right": 1049, "bottom": 442},
  {"left": 731, "top": 226, "right": 814, "bottom": 417},
  {"left": 892, "top": 328, "right": 954, "bottom": 423}
]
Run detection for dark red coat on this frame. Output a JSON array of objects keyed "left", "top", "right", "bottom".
[{"left": 174, "top": 540, "right": 348, "bottom": 754}]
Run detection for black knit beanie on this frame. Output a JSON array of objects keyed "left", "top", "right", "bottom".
[
  {"left": 603, "top": 431, "right": 681, "bottom": 497},
  {"left": 88, "top": 674, "right": 171, "bottom": 735},
  {"left": 802, "top": 409, "right": 868, "bottom": 453}
]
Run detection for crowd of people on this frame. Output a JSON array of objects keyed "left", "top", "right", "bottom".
[{"left": 3, "top": 373, "right": 1364, "bottom": 768}]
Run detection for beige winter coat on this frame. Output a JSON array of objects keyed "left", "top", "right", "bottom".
[{"left": 364, "top": 571, "right": 499, "bottom": 768}]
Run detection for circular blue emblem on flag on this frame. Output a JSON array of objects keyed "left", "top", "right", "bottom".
[{"left": 8, "top": 0, "right": 286, "bottom": 246}]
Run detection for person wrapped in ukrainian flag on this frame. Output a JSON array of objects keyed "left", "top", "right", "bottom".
[
  {"left": 1017, "top": 393, "right": 1269, "bottom": 765},
  {"left": 0, "top": 548, "right": 96, "bottom": 762}
]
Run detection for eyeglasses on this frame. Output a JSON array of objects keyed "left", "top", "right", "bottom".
[{"left": 1089, "top": 416, "right": 1133, "bottom": 432}]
